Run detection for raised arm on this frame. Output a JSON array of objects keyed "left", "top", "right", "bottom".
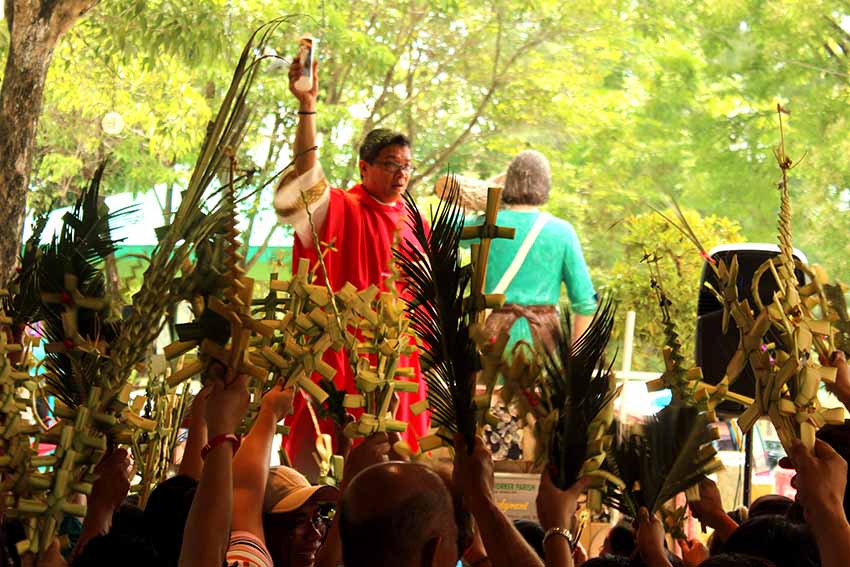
[
  {"left": 71, "top": 448, "right": 132, "bottom": 560},
  {"left": 535, "top": 471, "right": 592, "bottom": 567},
  {"left": 288, "top": 55, "right": 318, "bottom": 175},
  {"left": 178, "top": 374, "right": 249, "bottom": 567},
  {"left": 178, "top": 384, "right": 212, "bottom": 481},
  {"left": 635, "top": 508, "right": 674, "bottom": 567},
  {"left": 275, "top": 56, "right": 328, "bottom": 248},
  {"left": 454, "top": 435, "right": 544, "bottom": 567},
  {"left": 688, "top": 477, "right": 739, "bottom": 543},
  {"left": 230, "top": 384, "right": 294, "bottom": 540},
  {"left": 789, "top": 438, "right": 850, "bottom": 567}
]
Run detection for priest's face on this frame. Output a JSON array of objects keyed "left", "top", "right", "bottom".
[{"left": 360, "top": 144, "right": 414, "bottom": 203}]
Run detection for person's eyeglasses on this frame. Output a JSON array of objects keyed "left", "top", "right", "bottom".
[
  {"left": 375, "top": 160, "right": 415, "bottom": 175},
  {"left": 308, "top": 513, "right": 326, "bottom": 532},
  {"left": 312, "top": 505, "right": 334, "bottom": 542}
]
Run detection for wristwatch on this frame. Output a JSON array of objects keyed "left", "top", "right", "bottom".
[{"left": 543, "top": 526, "right": 576, "bottom": 550}]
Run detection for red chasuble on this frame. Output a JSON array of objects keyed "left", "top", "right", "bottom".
[{"left": 284, "top": 184, "right": 429, "bottom": 463}]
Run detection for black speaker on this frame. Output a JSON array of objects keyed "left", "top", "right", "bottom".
[{"left": 695, "top": 245, "right": 808, "bottom": 416}]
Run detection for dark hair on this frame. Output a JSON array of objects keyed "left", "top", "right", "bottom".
[
  {"left": 607, "top": 522, "right": 636, "bottom": 556},
  {"left": 340, "top": 489, "right": 452, "bottom": 567},
  {"left": 513, "top": 520, "right": 544, "bottom": 559},
  {"left": 583, "top": 556, "right": 631, "bottom": 567},
  {"left": 628, "top": 551, "right": 684, "bottom": 567},
  {"left": 4, "top": 517, "right": 26, "bottom": 567},
  {"left": 111, "top": 503, "right": 146, "bottom": 538},
  {"left": 724, "top": 515, "right": 819, "bottom": 567},
  {"left": 749, "top": 495, "right": 793, "bottom": 518},
  {"left": 699, "top": 553, "right": 775, "bottom": 567},
  {"left": 358, "top": 129, "right": 411, "bottom": 164},
  {"left": 72, "top": 533, "right": 159, "bottom": 567},
  {"left": 726, "top": 507, "right": 749, "bottom": 525},
  {"left": 143, "top": 475, "right": 198, "bottom": 567}
]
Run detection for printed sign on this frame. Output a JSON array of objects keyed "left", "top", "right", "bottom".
[{"left": 493, "top": 472, "right": 541, "bottom": 521}]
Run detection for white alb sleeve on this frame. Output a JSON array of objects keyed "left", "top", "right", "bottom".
[{"left": 273, "top": 162, "right": 330, "bottom": 249}]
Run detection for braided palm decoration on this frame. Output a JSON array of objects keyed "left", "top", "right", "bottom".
[
  {"left": 642, "top": 256, "right": 702, "bottom": 407},
  {"left": 658, "top": 106, "right": 844, "bottom": 452},
  {"left": 602, "top": 404, "right": 724, "bottom": 518},
  {"left": 0, "top": 20, "right": 300, "bottom": 553},
  {"left": 0, "top": 167, "right": 154, "bottom": 554},
  {"left": 823, "top": 282, "right": 850, "bottom": 356}
]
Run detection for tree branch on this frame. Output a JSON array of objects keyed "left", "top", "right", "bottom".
[
  {"left": 412, "top": 18, "right": 549, "bottom": 184},
  {"left": 339, "top": 4, "right": 425, "bottom": 186},
  {"left": 824, "top": 15, "right": 850, "bottom": 55},
  {"left": 0, "top": 0, "right": 100, "bottom": 280},
  {"left": 326, "top": 5, "right": 380, "bottom": 105}
]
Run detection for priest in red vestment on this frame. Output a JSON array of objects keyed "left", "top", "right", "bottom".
[{"left": 273, "top": 56, "right": 429, "bottom": 475}]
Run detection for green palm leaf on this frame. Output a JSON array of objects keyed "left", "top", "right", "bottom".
[
  {"left": 395, "top": 176, "right": 479, "bottom": 450},
  {"left": 16, "top": 163, "right": 134, "bottom": 407},
  {"left": 603, "top": 404, "right": 723, "bottom": 515},
  {"left": 540, "top": 296, "right": 618, "bottom": 489}
]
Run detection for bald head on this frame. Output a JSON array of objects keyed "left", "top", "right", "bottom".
[{"left": 340, "top": 462, "right": 459, "bottom": 567}]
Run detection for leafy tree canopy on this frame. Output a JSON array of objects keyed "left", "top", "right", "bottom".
[{"left": 2, "top": 0, "right": 849, "bottom": 367}]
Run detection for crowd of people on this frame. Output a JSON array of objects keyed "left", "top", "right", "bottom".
[{"left": 3, "top": 352, "right": 850, "bottom": 567}]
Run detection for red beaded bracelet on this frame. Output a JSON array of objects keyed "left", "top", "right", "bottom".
[{"left": 202, "top": 433, "right": 240, "bottom": 460}]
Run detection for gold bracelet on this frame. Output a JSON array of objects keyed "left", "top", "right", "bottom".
[{"left": 543, "top": 526, "right": 575, "bottom": 550}]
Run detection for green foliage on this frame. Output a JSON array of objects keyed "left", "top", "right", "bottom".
[
  {"left": 604, "top": 208, "right": 744, "bottom": 371},
  {"left": 7, "top": 0, "right": 850, "bottom": 373}
]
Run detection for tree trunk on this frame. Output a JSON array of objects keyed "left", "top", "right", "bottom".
[{"left": 0, "top": 0, "right": 99, "bottom": 283}]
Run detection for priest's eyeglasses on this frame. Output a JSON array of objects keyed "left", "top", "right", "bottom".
[{"left": 376, "top": 160, "right": 416, "bottom": 175}]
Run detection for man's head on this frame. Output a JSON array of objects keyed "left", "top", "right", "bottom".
[
  {"left": 340, "top": 461, "right": 458, "bottom": 567},
  {"left": 724, "top": 515, "right": 819, "bottom": 567},
  {"left": 749, "top": 494, "right": 793, "bottom": 518},
  {"left": 358, "top": 129, "right": 413, "bottom": 203},
  {"left": 144, "top": 475, "right": 198, "bottom": 566},
  {"left": 262, "top": 466, "right": 339, "bottom": 567},
  {"left": 601, "top": 521, "right": 635, "bottom": 557},
  {"left": 502, "top": 150, "right": 551, "bottom": 206},
  {"left": 698, "top": 554, "right": 775, "bottom": 567}
]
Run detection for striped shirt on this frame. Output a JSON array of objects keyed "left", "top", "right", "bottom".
[{"left": 226, "top": 531, "right": 273, "bottom": 567}]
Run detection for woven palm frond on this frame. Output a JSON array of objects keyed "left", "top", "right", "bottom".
[
  {"left": 395, "top": 176, "right": 479, "bottom": 450},
  {"left": 169, "top": 17, "right": 297, "bottom": 235},
  {"left": 35, "top": 163, "right": 129, "bottom": 287},
  {"left": 45, "top": 346, "right": 106, "bottom": 410},
  {"left": 603, "top": 404, "right": 723, "bottom": 516},
  {"left": 27, "top": 164, "right": 133, "bottom": 407},
  {"left": 109, "top": 19, "right": 300, "bottom": 386},
  {"left": 539, "top": 296, "right": 618, "bottom": 489},
  {"left": 824, "top": 283, "right": 850, "bottom": 356}
]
